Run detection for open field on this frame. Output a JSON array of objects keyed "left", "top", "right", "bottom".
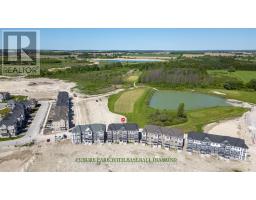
[
  {"left": 194, "top": 88, "right": 256, "bottom": 104},
  {"left": 0, "top": 77, "right": 75, "bottom": 100},
  {"left": 208, "top": 70, "right": 256, "bottom": 83},
  {"left": 114, "top": 88, "right": 145, "bottom": 113},
  {"left": 124, "top": 70, "right": 142, "bottom": 83}
]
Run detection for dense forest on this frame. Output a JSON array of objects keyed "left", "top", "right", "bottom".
[{"left": 139, "top": 68, "right": 212, "bottom": 87}]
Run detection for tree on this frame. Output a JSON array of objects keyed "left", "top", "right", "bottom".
[
  {"left": 227, "top": 66, "right": 236, "bottom": 73},
  {"left": 223, "top": 80, "right": 244, "bottom": 90},
  {"left": 246, "top": 79, "right": 256, "bottom": 91},
  {"left": 177, "top": 103, "right": 186, "bottom": 118}
]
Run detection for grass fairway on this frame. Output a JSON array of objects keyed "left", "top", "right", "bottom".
[
  {"left": 173, "top": 106, "right": 247, "bottom": 132},
  {"left": 114, "top": 88, "right": 146, "bottom": 113},
  {"left": 208, "top": 70, "right": 256, "bottom": 83},
  {"left": 109, "top": 88, "right": 155, "bottom": 127}
]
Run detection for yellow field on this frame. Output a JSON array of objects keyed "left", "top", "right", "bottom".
[
  {"left": 114, "top": 88, "right": 146, "bottom": 113},
  {"left": 126, "top": 75, "right": 139, "bottom": 83}
]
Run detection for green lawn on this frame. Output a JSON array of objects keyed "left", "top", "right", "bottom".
[
  {"left": 194, "top": 88, "right": 256, "bottom": 104},
  {"left": 114, "top": 88, "right": 146, "bottom": 113},
  {"left": 208, "top": 70, "right": 256, "bottom": 83},
  {"left": 109, "top": 88, "right": 156, "bottom": 127},
  {"left": 173, "top": 106, "right": 247, "bottom": 132}
]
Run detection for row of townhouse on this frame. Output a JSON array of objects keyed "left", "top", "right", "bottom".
[
  {"left": 71, "top": 123, "right": 249, "bottom": 160},
  {"left": 72, "top": 123, "right": 139, "bottom": 144},
  {"left": 141, "top": 125, "right": 184, "bottom": 150},
  {"left": 107, "top": 123, "right": 139, "bottom": 143},
  {"left": 72, "top": 124, "right": 106, "bottom": 144},
  {"left": 187, "top": 132, "right": 248, "bottom": 160},
  {"left": 72, "top": 123, "right": 184, "bottom": 150},
  {"left": 0, "top": 99, "right": 38, "bottom": 137},
  {"left": 51, "top": 91, "right": 70, "bottom": 131}
]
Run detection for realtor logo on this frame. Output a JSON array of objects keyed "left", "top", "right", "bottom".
[{"left": 2, "top": 30, "right": 40, "bottom": 76}]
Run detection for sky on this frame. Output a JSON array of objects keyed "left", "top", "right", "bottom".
[{"left": 1, "top": 28, "right": 256, "bottom": 50}]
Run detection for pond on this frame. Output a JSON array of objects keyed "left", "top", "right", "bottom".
[
  {"left": 149, "top": 90, "right": 231, "bottom": 110},
  {"left": 96, "top": 59, "right": 164, "bottom": 63}
]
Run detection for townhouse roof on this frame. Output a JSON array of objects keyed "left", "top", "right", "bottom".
[
  {"left": 0, "top": 92, "right": 10, "bottom": 98},
  {"left": 187, "top": 132, "right": 248, "bottom": 149},
  {"left": 90, "top": 124, "right": 106, "bottom": 133},
  {"left": 12, "top": 103, "right": 25, "bottom": 118},
  {"left": 21, "top": 99, "right": 37, "bottom": 108},
  {"left": 0, "top": 113, "right": 17, "bottom": 127},
  {"left": 161, "top": 127, "right": 184, "bottom": 138},
  {"left": 56, "top": 91, "right": 69, "bottom": 107},
  {"left": 107, "top": 123, "right": 139, "bottom": 131},
  {"left": 72, "top": 124, "right": 106, "bottom": 134},
  {"left": 53, "top": 91, "right": 69, "bottom": 122},
  {"left": 143, "top": 125, "right": 162, "bottom": 133}
]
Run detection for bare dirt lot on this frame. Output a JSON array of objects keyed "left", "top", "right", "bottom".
[
  {"left": 0, "top": 77, "right": 75, "bottom": 100},
  {"left": 0, "top": 140, "right": 254, "bottom": 172},
  {"left": 73, "top": 90, "right": 125, "bottom": 125}
]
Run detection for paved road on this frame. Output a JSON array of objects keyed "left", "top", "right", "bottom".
[{"left": 0, "top": 101, "right": 50, "bottom": 148}]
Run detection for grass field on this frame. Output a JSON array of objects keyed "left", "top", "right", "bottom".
[
  {"left": 109, "top": 88, "right": 155, "bottom": 127},
  {"left": 208, "top": 70, "right": 256, "bottom": 83},
  {"left": 109, "top": 88, "right": 248, "bottom": 130},
  {"left": 173, "top": 106, "right": 247, "bottom": 132},
  {"left": 114, "top": 88, "right": 146, "bottom": 113},
  {"left": 194, "top": 88, "right": 256, "bottom": 104}
]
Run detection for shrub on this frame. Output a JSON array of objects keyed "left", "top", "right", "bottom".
[
  {"left": 227, "top": 66, "right": 236, "bottom": 72},
  {"left": 223, "top": 80, "right": 244, "bottom": 90},
  {"left": 246, "top": 79, "right": 256, "bottom": 91}
]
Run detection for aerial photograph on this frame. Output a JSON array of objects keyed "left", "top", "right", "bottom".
[{"left": 0, "top": 28, "right": 256, "bottom": 172}]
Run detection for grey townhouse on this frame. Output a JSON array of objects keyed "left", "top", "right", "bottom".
[
  {"left": 0, "top": 99, "right": 38, "bottom": 138},
  {"left": 107, "top": 123, "right": 139, "bottom": 143},
  {"left": 186, "top": 132, "right": 248, "bottom": 160},
  {"left": 141, "top": 125, "right": 162, "bottom": 147},
  {"left": 142, "top": 125, "right": 184, "bottom": 149},
  {"left": 51, "top": 91, "right": 70, "bottom": 131},
  {"left": 0, "top": 114, "right": 18, "bottom": 137},
  {"left": 71, "top": 124, "right": 106, "bottom": 144},
  {"left": 161, "top": 127, "right": 184, "bottom": 150}
]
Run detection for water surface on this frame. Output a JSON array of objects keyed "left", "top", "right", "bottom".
[
  {"left": 97, "top": 59, "right": 163, "bottom": 63},
  {"left": 149, "top": 91, "right": 230, "bottom": 110}
]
